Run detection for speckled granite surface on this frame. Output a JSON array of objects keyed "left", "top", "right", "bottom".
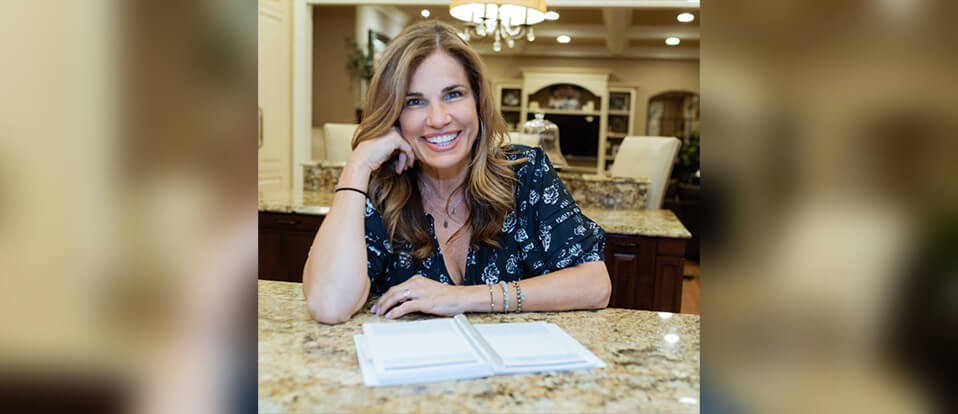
[
  {"left": 557, "top": 172, "right": 650, "bottom": 210},
  {"left": 259, "top": 280, "right": 700, "bottom": 413},
  {"left": 303, "top": 162, "right": 344, "bottom": 192},
  {"left": 259, "top": 189, "right": 689, "bottom": 239},
  {"left": 258, "top": 189, "right": 334, "bottom": 215},
  {"left": 581, "top": 208, "right": 692, "bottom": 239}
]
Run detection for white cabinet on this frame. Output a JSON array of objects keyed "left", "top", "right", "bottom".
[
  {"left": 604, "top": 86, "right": 638, "bottom": 170},
  {"left": 493, "top": 81, "right": 523, "bottom": 132},
  {"left": 492, "top": 68, "right": 644, "bottom": 174},
  {"left": 258, "top": 0, "right": 293, "bottom": 193}
]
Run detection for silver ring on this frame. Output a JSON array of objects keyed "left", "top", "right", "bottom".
[{"left": 403, "top": 289, "right": 410, "bottom": 299}]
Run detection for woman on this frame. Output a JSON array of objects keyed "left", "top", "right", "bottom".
[{"left": 303, "top": 21, "right": 610, "bottom": 324}]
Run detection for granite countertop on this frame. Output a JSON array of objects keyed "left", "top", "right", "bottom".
[
  {"left": 259, "top": 280, "right": 700, "bottom": 413},
  {"left": 259, "top": 189, "right": 691, "bottom": 239}
]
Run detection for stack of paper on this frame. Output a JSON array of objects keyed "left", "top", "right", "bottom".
[{"left": 354, "top": 314, "right": 605, "bottom": 387}]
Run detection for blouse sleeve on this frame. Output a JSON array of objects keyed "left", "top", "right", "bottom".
[
  {"left": 363, "top": 198, "right": 393, "bottom": 293},
  {"left": 522, "top": 147, "right": 606, "bottom": 273}
]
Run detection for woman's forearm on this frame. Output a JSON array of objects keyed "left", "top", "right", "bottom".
[
  {"left": 302, "top": 165, "right": 373, "bottom": 324},
  {"left": 501, "top": 261, "right": 611, "bottom": 312}
]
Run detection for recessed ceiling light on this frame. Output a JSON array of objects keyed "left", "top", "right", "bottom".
[
  {"left": 677, "top": 12, "right": 694, "bottom": 22},
  {"left": 556, "top": 35, "right": 571, "bottom": 44},
  {"left": 665, "top": 37, "right": 680, "bottom": 46},
  {"left": 420, "top": 9, "right": 430, "bottom": 18},
  {"left": 544, "top": 11, "right": 560, "bottom": 21}
]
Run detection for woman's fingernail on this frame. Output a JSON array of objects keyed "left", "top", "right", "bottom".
[{"left": 371, "top": 305, "right": 378, "bottom": 313}]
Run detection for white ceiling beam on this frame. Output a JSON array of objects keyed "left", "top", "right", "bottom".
[
  {"left": 472, "top": 44, "right": 698, "bottom": 60},
  {"left": 601, "top": 8, "right": 629, "bottom": 56},
  {"left": 628, "top": 25, "right": 699, "bottom": 40},
  {"left": 534, "top": 24, "right": 700, "bottom": 41},
  {"left": 534, "top": 24, "right": 607, "bottom": 39}
]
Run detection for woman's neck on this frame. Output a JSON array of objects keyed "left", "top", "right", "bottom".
[{"left": 418, "top": 163, "right": 469, "bottom": 201}]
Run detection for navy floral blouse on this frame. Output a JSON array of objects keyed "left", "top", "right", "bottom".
[{"left": 363, "top": 145, "right": 606, "bottom": 294}]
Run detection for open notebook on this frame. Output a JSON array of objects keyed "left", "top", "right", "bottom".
[{"left": 353, "top": 314, "right": 605, "bottom": 387}]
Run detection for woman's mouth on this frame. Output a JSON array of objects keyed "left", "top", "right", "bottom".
[{"left": 422, "top": 131, "right": 461, "bottom": 152}]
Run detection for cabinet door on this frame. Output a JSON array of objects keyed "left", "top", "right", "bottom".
[
  {"left": 603, "top": 235, "right": 655, "bottom": 310},
  {"left": 259, "top": 212, "right": 324, "bottom": 282},
  {"left": 653, "top": 238, "right": 686, "bottom": 313},
  {"left": 258, "top": 0, "right": 292, "bottom": 193}
]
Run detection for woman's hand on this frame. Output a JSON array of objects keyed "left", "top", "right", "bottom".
[
  {"left": 372, "top": 275, "right": 471, "bottom": 319},
  {"left": 347, "top": 126, "right": 416, "bottom": 176}
]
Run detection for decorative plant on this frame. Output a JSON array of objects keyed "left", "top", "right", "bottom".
[
  {"left": 345, "top": 38, "right": 373, "bottom": 80},
  {"left": 674, "top": 130, "right": 700, "bottom": 184}
]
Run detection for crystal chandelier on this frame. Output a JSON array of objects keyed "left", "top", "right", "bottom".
[{"left": 449, "top": 0, "right": 547, "bottom": 52}]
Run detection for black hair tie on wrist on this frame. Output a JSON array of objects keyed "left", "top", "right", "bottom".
[{"left": 334, "top": 187, "right": 368, "bottom": 198}]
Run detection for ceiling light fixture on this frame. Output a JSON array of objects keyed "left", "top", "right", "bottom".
[
  {"left": 544, "top": 11, "right": 559, "bottom": 21},
  {"left": 450, "top": 0, "right": 547, "bottom": 52},
  {"left": 665, "top": 37, "right": 680, "bottom": 46},
  {"left": 677, "top": 12, "right": 694, "bottom": 22},
  {"left": 556, "top": 35, "right": 570, "bottom": 44},
  {"left": 421, "top": 9, "right": 431, "bottom": 18}
]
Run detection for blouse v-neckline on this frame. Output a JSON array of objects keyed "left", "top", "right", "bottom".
[{"left": 426, "top": 213, "right": 472, "bottom": 286}]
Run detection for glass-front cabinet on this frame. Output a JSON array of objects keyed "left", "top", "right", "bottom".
[
  {"left": 604, "top": 86, "right": 637, "bottom": 170},
  {"left": 494, "top": 81, "right": 523, "bottom": 132},
  {"left": 492, "top": 68, "right": 639, "bottom": 174}
]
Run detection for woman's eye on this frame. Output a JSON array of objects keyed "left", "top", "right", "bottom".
[
  {"left": 405, "top": 98, "right": 424, "bottom": 107},
  {"left": 445, "top": 90, "right": 463, "bottom": 99}
]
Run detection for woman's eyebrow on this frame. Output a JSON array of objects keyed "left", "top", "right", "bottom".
[{"left": 405, "top": 85, "right": 466, "bottom": 97}]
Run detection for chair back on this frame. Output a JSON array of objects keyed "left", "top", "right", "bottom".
[
  {"left": 609, "top": 136, "right": 681, "bottom": 209},
  {"left": 507, "top": 132, "right": 541, "bottom": 147},
  {"left": 323, "top": 123, "right": 359, "bottom": 163}
]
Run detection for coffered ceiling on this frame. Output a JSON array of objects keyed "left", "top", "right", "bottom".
[{"left": 390, "top": 2, "right": 699, "bottom": 60}]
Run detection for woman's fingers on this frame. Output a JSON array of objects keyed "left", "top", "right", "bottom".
[
  {"left": 384, "top": 300, "right": 422, "bottom": 319},
  {"left": 374, "top": 281, "right": 414, "bottom": 316},
  {"left": 372, "top": 275, "right": 429, "bottom": 315},
  {"left": 396, "top": 138, "right": 416, "bottom": 169},
  {"left": 373, "top": 287, "right": 403, "bottom": 316},
  {"left": 395, "top": 152, "right": 407, "bottom": 174}
]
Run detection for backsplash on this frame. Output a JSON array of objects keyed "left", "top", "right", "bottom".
[
  {"left": 557, "top": 172, "right": 649, "bottom": 210},
  {"left": 303, "top": 162, "right": 343, "bottom": 192},
  {"left": 303, "top": 164, "right": 648, "bottom": 210}
]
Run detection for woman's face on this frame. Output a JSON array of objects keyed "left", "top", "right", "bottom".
[{"left": 398, "top": 51, "right": 479, "bottom": 173}]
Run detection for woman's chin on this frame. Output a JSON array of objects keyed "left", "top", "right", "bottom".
[{"left": 418, "top": 150, "right": 470, "bottom": 172}]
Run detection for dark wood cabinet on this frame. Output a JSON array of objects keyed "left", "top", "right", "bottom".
[
  {"left": 258, "top": 211, "right": 685, "bottom": 312},
  {"left": 604, "top": 235, "right": 685, "bottom": 312},
  {"left": 259, "top": 212, "right": 324, "bottom": 283}
]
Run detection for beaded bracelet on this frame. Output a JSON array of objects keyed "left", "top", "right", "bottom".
[
  {"left": 513, "top": 281, "right": 524, "bottom": 312},
  {"left": 499, "top": 281, "right": 509, "bottom": 312},
  {"left": 487, "top": 284, "right": 495, "bottom": 313}
]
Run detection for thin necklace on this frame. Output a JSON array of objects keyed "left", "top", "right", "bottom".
[{"left": 421, "top": 182, "right": 466, "bottom": 229}]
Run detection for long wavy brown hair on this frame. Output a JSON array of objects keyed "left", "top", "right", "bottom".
[{"left": 352, "top": 21, "right": 523, "bottom": 261}]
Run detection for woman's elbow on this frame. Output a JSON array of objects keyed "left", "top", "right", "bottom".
[
  {"left": 304, "top": 283, "right": 355, "bottom": 324},
  {"left": 591, "top": 262, "right": 612, "bottom": 309},
  {"left": 307, "top": 299, "right": 353, "bottom": 325}
]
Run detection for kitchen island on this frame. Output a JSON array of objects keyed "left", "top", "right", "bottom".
[{"left": 258, "top": 280, "right": 700, "bottom": 413}]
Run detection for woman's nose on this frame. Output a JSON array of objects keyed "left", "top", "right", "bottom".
[{"left": 426, "top": 103, "right": 451, "bottom": 128}]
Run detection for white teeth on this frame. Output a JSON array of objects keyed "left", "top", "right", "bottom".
[{"left": 425, "top": 132, "right": 458, "bottom": 146}]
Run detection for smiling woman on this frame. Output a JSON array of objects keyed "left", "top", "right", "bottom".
[{"left": 301, "top": 21, "right": 611, "bottom": 324}]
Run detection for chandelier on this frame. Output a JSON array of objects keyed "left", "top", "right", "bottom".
[{"left": 449, "top": 0, "right": 547, "bottom": 52}]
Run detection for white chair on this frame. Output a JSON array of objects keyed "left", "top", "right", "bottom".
[
  {"left": 609, "top": 136, "right": 681, "bottom": 209},
  {"left": 507, "top": 132, "right": 540, "bottom": 147},
  {"left": 323, "top": 123, "right": 359, "bottom": 164}
]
